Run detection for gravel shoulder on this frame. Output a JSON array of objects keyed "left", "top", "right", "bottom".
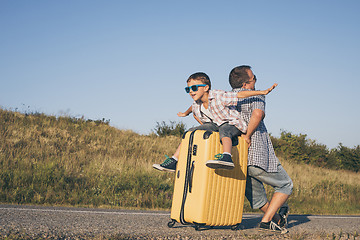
[{"left": 0, "top": 204, "right": 359, "bottom": 239}]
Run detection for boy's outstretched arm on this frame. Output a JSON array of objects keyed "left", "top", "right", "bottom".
[
  {"left": 237, "top": 83, "right": 278, "bottom": 98},
  {"left": 177, "top": 106, "right": 203, "bottom": 125},
  {"left": 177, "top": 106, "right": 192, "bottom": 117}
]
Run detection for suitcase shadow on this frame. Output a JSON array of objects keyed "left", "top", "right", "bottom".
[
  {"left": 170, "top": 225, "right": 193, "bottom": 229},
  {"left": 213, "top": 148, "right": 247, "bottom": 180},
  {"left": 240, "top": 216, "right": 263, "bottom": 229},
  {"left": 214, "top": 169, "right": 246, "bottom": 180},
  {"left": 168, "top": 215, "right": 310, "bottom": 231}
]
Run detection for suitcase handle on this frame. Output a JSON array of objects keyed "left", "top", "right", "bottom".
[{"left": 188, "top": 161, "right": 195, "bottom": 193}]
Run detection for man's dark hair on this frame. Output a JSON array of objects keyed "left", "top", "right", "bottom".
[
  {"left": 229, "top": 65, "right": 252, "bottom": 89},
  {"left": 187, "top": 72, "right": 211, "bottom": 90}
]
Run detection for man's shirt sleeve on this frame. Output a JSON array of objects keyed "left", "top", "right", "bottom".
[{"left": 251, "top": 95, "right": 266, "bottom": 114}]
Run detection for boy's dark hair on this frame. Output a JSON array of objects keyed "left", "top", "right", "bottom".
[
  {"left": 187, "top": 72, "right": 211, "bottom": 90},
  {"left": 229, "top": 65, "right": 252, "bottom": 89}
]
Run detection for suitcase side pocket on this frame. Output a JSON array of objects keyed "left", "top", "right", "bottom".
[
  {"left": 179, "top": 130, "right": 196, "bottom": 224},
  {"left": 188, "top": 161, "right": 195, "bottom": 193}
]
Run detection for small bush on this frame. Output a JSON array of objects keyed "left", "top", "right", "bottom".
[{"left": 153, "top": 121, "right": 186, "bottom": 137}]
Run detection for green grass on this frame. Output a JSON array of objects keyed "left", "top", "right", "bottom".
[{"left": 1, "top": 108, "right": 360, "bottom": 214}]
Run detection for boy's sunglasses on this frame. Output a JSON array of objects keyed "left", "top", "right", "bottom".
[{"left": 185, "top": 84, "right": 207, "bottom": 93}]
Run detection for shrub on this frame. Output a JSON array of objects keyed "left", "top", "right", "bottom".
[
  {"left": 330, "top": 144, "right": 360, "bottom": 172},
  {"left": 153, "top": 121, "right": 186, "bottom": 137},
  {"left": 271, "top": 130, "right": 360, "bottom": 172}
]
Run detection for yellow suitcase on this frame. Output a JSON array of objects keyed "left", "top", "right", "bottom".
[{"left": 168, "top": 130, "right": 248, "bottom": 230}]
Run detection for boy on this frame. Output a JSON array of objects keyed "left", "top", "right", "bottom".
[{"left": 153, "top": 72, "right": 277, "bottom": 172}]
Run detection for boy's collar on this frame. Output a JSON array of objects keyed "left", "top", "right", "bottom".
[{"left": 208, "top": 90, "right": 215, "bottom": 99}]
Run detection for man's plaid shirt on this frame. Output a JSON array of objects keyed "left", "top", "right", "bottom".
[
  {"left": 191, "top": 90, "right": 247, "bottom": 133},
  {"left": 233, "top": 88, "right": 279, "bottom": 172}
]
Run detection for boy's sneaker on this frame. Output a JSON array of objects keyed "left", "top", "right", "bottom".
[
  {"left": 152, "top": 155, "right": 177, "bottom": 172},
  {"left": 258, "top": 221, "right": 288, "bottom": 234},
  {"left": 278, "top": 206, "right": 289, "bottom": 228},
  {"left": 206, "top": 154, "right": 234, "bottom": 170}
]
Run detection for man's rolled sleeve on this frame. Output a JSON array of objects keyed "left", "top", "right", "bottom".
[{"left": 251, "top": 95, "right": 266, "bottom": 113}]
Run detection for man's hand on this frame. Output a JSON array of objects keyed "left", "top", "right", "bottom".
[
  {"left": 242, "top": 135, "right": 251, "bottom": 148},
  {"left": 243, "top": 109, "right": 264, "bottom": 148}
]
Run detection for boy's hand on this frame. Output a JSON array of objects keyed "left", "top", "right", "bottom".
[
  {"left": 177, "top": 112, "right": 187, "bottom": 117},
  {"left": 264, "top": 83, "right": 278, "bottom": 95}
]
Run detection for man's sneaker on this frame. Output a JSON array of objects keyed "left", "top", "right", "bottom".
[
  {"left": 152, "top": 155, "right": 177, "bottom": 172},
  {"left": 278, "top": 206, "right": 289, "bottom": 228},
  {"left": 258, "top": 221, "right": 288, "bottom": 234},
  {"left": 206, "top": 153, "right": 234, "bottom": 170}
]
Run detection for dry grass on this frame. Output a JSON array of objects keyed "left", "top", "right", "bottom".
[
  {"left": 283, "top": 159, "right": 360, "bottom": 187},
  {"left": 1, "top": 108, "right": 359, "bottom": 214},
  {"left": 281, "top": 159, "right": 360, "bottom": 214}
]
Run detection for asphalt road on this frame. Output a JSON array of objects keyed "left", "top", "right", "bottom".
[{"left": 0, "top": 204, "right": 359, "bottom": 239}]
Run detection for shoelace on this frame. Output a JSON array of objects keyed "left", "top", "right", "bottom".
[
  {"left": 161, "top": 155, "right": 173, "bottom": 166},
  {"left": 269, "top": 221, "right": 281, "bottom": 231},
  {"left": 214, "top": 153, "right": 223, "bottom": 160},
  {"left": 278, "top": 214, "right": 287, "bottom": 227}
]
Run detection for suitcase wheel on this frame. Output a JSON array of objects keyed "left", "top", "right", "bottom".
[
  {"left": 193, "top": 223, "right": 207, "bottom": 231},
  {"left": 167, "top": 220, "right": 176, "bottom": 228},
  {"left": 194, "top": 224, "right": 200, "bottom": 231},
  {"left": 231, "top": 224, "right": 240, "bottom": 231}
]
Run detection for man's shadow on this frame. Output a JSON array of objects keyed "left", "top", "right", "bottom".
[
  {"left": 287, "top": 214, "right": 311, "bottom": 228},
  {"left": 239, "top": 214, "right": 311, "bottom": 230}
]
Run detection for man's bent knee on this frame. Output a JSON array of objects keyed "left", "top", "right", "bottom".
[{"left": 275, "top": 179, "right": 293, "bottom": 196}]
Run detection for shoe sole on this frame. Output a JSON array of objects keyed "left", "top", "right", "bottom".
[
  {"left": 258, "top": 227, "right": 289, "bottom": 234},
  {"left": 152, "top": 164, "right": 176, "bottom": 172},
  {"left": 205, "top": 160, "right": 235, "bottom": 170}
]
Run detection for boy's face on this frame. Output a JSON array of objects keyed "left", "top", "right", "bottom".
[{"left": 187, "top": 79, "right": 209, "bottom": 102}]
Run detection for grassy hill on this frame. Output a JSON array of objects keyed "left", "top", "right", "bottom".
[{"left": 1, "top": 108, "right": 359, "bottom": 214}]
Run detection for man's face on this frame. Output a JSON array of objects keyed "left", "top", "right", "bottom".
[{"left": 243, "top": 69, "right": 256, "bottom": 90}]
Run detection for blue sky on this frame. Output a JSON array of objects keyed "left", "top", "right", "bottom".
[{"left": 1, "top": 1, "right": 359, "bottom": 149}]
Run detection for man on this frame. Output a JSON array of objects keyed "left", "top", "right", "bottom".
[{"left": 229, "top": 65, "right": 293, "bottom": 233}]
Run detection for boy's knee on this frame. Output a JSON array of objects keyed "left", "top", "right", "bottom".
[{"left": 219, "top": 124, "right": 241, "bottom": 144}]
